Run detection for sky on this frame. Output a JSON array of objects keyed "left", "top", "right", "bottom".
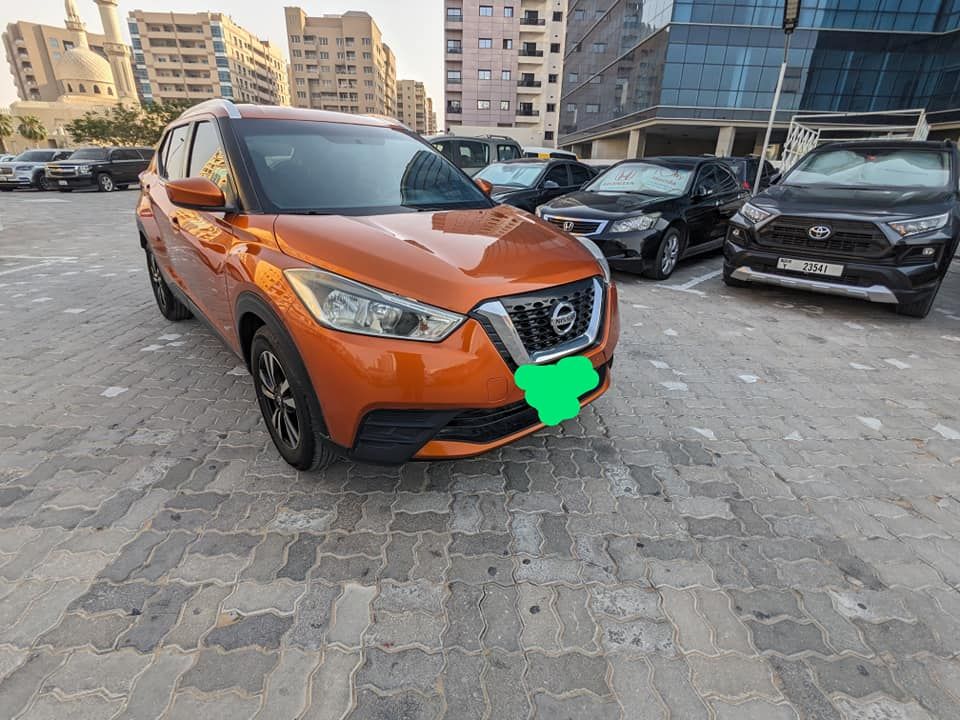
[{"left": 1, "top": 0, "right": 443, "bottom": 120}]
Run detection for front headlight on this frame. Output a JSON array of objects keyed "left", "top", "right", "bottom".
[
  {"left": 78, "top": 165, "right": 93, "bottom": 175},
  {"left": 740, "top": 202, "right": 773, "bottom": 224},
  {"left": 611, "top": 215, "right": 657, "bottom": 233},
  {"left": 535, "top": 205, "right": 546, "bottom": 218},
  {"left": 887, "top": 212, "right": 949, "bottom": 238},
  {"left": 284, "top": 268, "right": 465, "bottom": 341},
  {"left": 574, "top": 236, "right": 611, "bottom": 284}
]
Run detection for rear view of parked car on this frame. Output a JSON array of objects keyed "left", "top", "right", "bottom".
[
  {"left": 46, "top": 146, "right": 153, "bottom": 192},
  {"left": 474, "top": 158, "right": 594, "bottom": 212},
  {"left": 538, "top": 157, "right": 748, "bottom": 279},
  {"left": 429, "top": 135, "right": 522, "bottom": 176},
  {"left": 724, "top": 140, "right": 959, "bottom": 318},
  {"left": 0, "top": 149, "right": 74, "bottom": 191}
]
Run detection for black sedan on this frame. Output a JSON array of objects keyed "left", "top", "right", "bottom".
[
  {"left": 474, "top": 158, "right": 595, "bottom": 213},
  {"left": 537, "top": 157, "right": 749, "bottom": 279}
]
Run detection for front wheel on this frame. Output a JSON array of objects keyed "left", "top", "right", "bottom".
[
  {"left": 97, "top": 173, "right": 114, "bottom": 192},
  {"left": 644, "top": 227, "right": 683, "bottom": 280},
  {"left": 146, "top": 250, "right": 192, "bottom": 321},
  {"left": 251, "top": 326, "right": 338, "bottom": 471},
  {"left": 894, "top": 284, "right": 940, "bottom": 319}
]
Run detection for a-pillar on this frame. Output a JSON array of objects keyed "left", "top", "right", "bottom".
[
  {"left": 715, "top": 126, "right": 736, "bottom": 156},
  {"left": 626, "top": 128, "right": 646, "bottom": 158}
]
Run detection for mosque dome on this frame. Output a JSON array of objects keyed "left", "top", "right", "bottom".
[{"left": 55, "top": 46, "right": 115, "bottom": 96}]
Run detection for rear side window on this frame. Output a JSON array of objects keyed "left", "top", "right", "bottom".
[
  {"left": 161, "top": 125, "right": 190, "bottom": 180},
  {"left": 456, "top": 140, "right": 489, "bottom": 171},
  {"left": 569, "top": 163, "right": 591, "bottom": 186},
  {"left": 498, "top": 144, "right": 520, "bottom": 161},
  {"left": 188, "top": 121, "right": 234, "bottom": 201},
  {"left": 544, "top": 163, "right": 569, "bottom": 185},
  {"left": 113, "top": 149, "right": 141, "bottom": 161},
  {"left": 714, "top": 164, "right": 740, "bottom": 193},
  {"left": 138, "top": 148, "right": 156, "bottom": 160}
]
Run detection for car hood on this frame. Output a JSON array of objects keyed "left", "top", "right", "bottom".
[
  {"left": 755, "top": 184, "right": 955, "bottom": 219},
  {"left": 490, "top": 185, "right": 534, "bottom": 200},
  {"left": 273, "top": 205, "right": 602, "bottom": 314},
  {"left": 541, "top": 190, "right": 677, "bottom": 219}
]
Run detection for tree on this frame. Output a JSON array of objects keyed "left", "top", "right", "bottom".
[
  {"left": 0, "top": 113, "right": 13, "bottom": 152},
  {"left": 17, "top": 116, "right": 46, "bottom": 144},
  {"left": 65, "top": 100, "right": 198, "bottom": 147}
]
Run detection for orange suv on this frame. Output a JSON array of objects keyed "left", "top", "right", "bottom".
[{"left": 137, "top": 100, "right": 619, "bottom": 469}]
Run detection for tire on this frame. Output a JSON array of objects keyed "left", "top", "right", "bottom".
[
  {"left": 117, "top": 184, "right": 128, "bottom": 190},
  {"left": 250, "top": 325, "right": 338, "bottom": 471},
  {"left": 644, "top": 227, "right": 684, "bottom": 280},
  {"left": 146, "top": 249, "right": 192, "bottom": 321},
  {"left": 39, "top": 176, "right": 54, "bottom": 191},
  {"left": 894, "top": 284, "right": 940, "bottom": 318},
  {"left": 97, "top": 173, "right": 114, "bottom": 192},
  {"left": 722, "top": 265, "right": 749, "bottom": 288},
  {"left": 58, "top": 189, "right": 73, "bottom": 193}
]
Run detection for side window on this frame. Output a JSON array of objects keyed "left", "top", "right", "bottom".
[
  {"left": 544, "top": 163, "right": 569, "bottom": 186},
  {"left": 188, "top": 121, "right": 234, "bottom": 201},
  {"left": 696, "top": 166, "right": 720, "bottom": 195},
  {"left": 161, "top": 124, "right": 190, "bottom": 181},
  {"left": 116, "top": 149, "right": 140, "bottom": 161},
  {"left": 456, "top": 140, "right": 489, "bottom": 171},
  {"left": 715, "top": 165, "right": 740, "bottom": 193},
  {"left": 497, "top": 144, "right": 520, "bottom": 161},
  {"left": 569, "top": 163, "right": 591, "bottom": 186},
  {"left": 432, "top": 141, "right": 450, "bottom": 160}
]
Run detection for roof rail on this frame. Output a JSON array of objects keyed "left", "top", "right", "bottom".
[
  {"left": 178, "top": 98, "right": 241, "bottom": 120},
  {"left": 478, "top": 134, "right": 516, "bottom": 141}
]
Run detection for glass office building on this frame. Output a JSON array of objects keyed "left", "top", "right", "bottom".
[{"left": 559, "top": 0, "right": 960, "bottom": 157}]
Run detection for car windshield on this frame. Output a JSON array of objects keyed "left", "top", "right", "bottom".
[
  {"left": 785, "top": 148, "right": 951, "bottom": 189},
  {"left": 585, "top": 162, "right": 693, "bottom": 196},
  {"left": 69, "top": 148, "right": 107, "bottom": 161},
  {"left": 475, "top": 162, "right": 545, "bottom": 187},
  {"left": 235, "top": 119, "right": 491, "bottom": 214},
  {"left": 14, "top": 151, "right": 53, "bottom": 162}
]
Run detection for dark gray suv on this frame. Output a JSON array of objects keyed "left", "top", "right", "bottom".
[{"left": 429, "top": 134, "right": 523, "bottom": 176}]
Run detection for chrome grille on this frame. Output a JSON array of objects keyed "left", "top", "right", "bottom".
[
  {"left": 544, "top": 216, "right": 604, "bottom": 236},
  {"left": 47, "top": 166, "right": 78, "bottom": 178},
  {"left": 0, "top": 167, "right": 12, "bottom": 175}
]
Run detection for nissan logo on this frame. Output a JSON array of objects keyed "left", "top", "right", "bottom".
[
  {"left": 550, "top": 302, "right": 578, "bottom": 336},
  {"left": 808, "top": 224, "right": 833, "bottom": 240},
  {"left": 562, "top": 221, "right": 575, "bottom": 232}
]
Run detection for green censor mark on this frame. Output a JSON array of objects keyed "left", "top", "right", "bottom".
[{"left": 514, "top": 356, "right": 600, "bottom": 426}]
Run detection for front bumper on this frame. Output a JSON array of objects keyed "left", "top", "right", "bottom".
[
  {"left": 724, "top": 231, "right": 947, "bottom": 306},
  {"left": 286, "top": 282, "right": 621, "bottom": 464},
  {"left": 47, "top": 175, "right": 96, "bottom": 189},
  {"left": 589, "top": 229, "right": 662, "bottom": 274},
  {"left": 0, "top": 175, "right": 34, "bottom": 187}
]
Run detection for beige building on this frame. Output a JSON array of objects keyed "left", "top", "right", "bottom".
[
  {"left": 396, "top": 79, "right": 437, "bottom": 135},
  {"left": 128, "top": 11, "right": 289, "bottom": 106},
  {"left": 2, "top": 1, "right": 137, "bottom": 153},
  {"left": 284, "top": 7, "right": 398, "bottom": 117},
  {"left": 444, "top": 0, "right": 568, "bottom": 147}
]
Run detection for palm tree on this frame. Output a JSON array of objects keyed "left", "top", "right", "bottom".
[
  {"left": 17, "top": 116, "right": 46, "bottom": 145},
  {"left": 0, "top": 113, "right": 13, "bottom": 152}
]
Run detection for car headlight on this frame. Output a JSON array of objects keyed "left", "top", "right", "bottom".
[
  {"left": 535, "top": 205, "right": 546, "bottom": 218},
  {"left": 611, "top": 215, "right": 657, "bottom": 233},
  {"left": 284, "top": 268, "right": 465, "bottom": 341},
  {"left": 78, "top": 165, "right": 93, "bottom": 175},
  {"left": 887, "top": 212, "right": 949, "bottom": 238},
  {"left": 574, "top": 236, "right": 611, "bottom": 284},
  {"left": 740, "top": 202, "right": 773, "bottom": 224}
]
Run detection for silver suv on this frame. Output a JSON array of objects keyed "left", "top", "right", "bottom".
[
  {"left": 429, "top": 134, "right": 523, "bottom": 176},
  {"left": 0, "top": 149, "right": 74, "bottom": 191}
]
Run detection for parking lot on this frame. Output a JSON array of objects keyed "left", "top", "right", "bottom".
[{"left": 1, "top": 189, "right": 960, "bottom": 718}]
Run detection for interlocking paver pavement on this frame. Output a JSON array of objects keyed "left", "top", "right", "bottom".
[{"left": 1, "top": 190, "right": 960, "bottom": 718}]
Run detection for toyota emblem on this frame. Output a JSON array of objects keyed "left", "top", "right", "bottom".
[
  {"left": 562, "top": 221, "right": 575, "bottom": 232},
  {"left": 550, "top": 302, "right": 578, "bottom": 336},
  {"left": 808, "top": 224, "right": 832, "bottom": 240}
]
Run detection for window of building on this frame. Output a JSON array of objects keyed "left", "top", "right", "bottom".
[
  {"left": 585, "top": 103, "right": 599, "bottom": 112},
  {"left": 573, "top": 9, "right": 585, "bottom": 20},
  {"left": 479, "top": 69, "right": 491, "bottom": 80},
  {"left": 290, "top": 35, "right": 301, "bottom": 43},
  {"left": 447, "top": 70, "right": 462, "bottom": 82},
  {"left": 503, "top": 39, "right": 513, "bottom": 49},
  {"left": 318, "top": 37, "right": 328, "bottom": 45},
  {"left": 566, "top": 103, "right": 576, "bottom": 112},
  {"left": 544, "top": 131, "right": 554, "bottom": 141},
  {"left": 501, "top": 69, "right": 511, "bottom": 80},
  {"left": 553, "top": 11, "right": 563, "bottom": 21},
  {"left": 363, "top": 37, "right": 372, "bottom": 45},
  {"left": 591, "top": 43, "right": 606, "bottom": 53},
  {"left": 363, "top": 52, "right": 371, "bottom": 59},
  {"left": 504, "top": 6, "right": 514, "bottom": 16},
  {"left": 479, "top": 38, "right": 492, "bottom": 49},
  {"left": 295, "top": 77, "right": 305, "bottom": 86},
  {"left": 589, "top": 75, "right": 602, "bottom": 84},
  {"left": 549, "top": 42, "right": 560, "bottom": 53},
  {"left": 213, "top": 41, "right": 225, "bottom": 53},
  {"left": 546, "top": 103, "right": 555, "bottom": 112},
  {"left": 479, "top": 6, "right": 493, "bottom": 16},
  {"left": 500, "top": 100, "right": 510, "bottom": 110},
  {"left": 548, "top": 73, "right": 557, "bottom": 83},
  {"left": 477, "top": 99, "right": 491, "bottom": 109},
  {"left": 568, "top": 72, "right": 578, "bottom": 83},
  {"left": 291, "top": 49, "right": 302, "bottom": 58},
  {"left": 447, "top": 7, "right": 462, "bottom": 18}
]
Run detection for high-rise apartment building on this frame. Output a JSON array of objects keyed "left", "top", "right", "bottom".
[
  {"left": 285, "top": 7, "right": 398, "bottom": 117},
  {"left": 444, "top": 0, "right": 567, "bottom": 147},
  {"left": 3, "top": 20, "right": 109, "bottom": 102},
  {"left": 397, "top": 79, "right": 437, "bottom": 134},
  {"left": 128, "top": 11, "right": 289, "bottom": 105}
]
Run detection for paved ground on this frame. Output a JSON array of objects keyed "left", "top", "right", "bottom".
[{"left": 0, "top": 189, "right": 959, "bottom": 720}]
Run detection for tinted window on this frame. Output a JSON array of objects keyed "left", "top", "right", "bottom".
[
  {"left": 113, "top": 149, "right": 141, "bottom": 161},
  {"left": 544, "top": 164, "right": 569, "bottom": 185},
  {"left": 162, "top": 125, "right": 190, "bottom": 180},
  {"left": 188, "top": 122, "right": 234, "bottom": 201},
  {"left": 235, "top": 119, "right": 490, "bottom": 214},
  {"left": 138, "top": 148, "right": 156, "bottom": 160},
  {"left": 455, "top": 140, "right": 489, "bottom": 171},
  {"left": 714, "top": 165, "right": 740, "bottom": 193},
  {"left": 497, "top": 144, "right": 521, "bottom": 161},
  {"left": 696, "top": 166, "right": 721, "bottom": 194},
  {"left": 14, "top": 150, "right": 55, "bottom": 162},
  {"left": 786, "top": 148, "right": 950, "bottom": 189},
  {"left": 68, "top": 148, "right": 108, "bottom": 161},
  {"left": 569, "top": 163, "right": 592, "bottom": 186}
]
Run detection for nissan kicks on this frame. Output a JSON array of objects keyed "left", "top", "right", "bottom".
[
  {"left": 137, "top": 101, "right": 619, "bottom": 469},
  {"left": 724, "top": 141, "right": 959, "bottom": 318}
]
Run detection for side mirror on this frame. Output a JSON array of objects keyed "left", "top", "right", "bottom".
[
  {"left": 165, "top": 177, "right": 229, "bottom": 211},
  {"left": 543, "top": 180, "right": 560, "bottom": 189},
  {"left": 475, "top": 178, "right": 493, "bottom": 196}
]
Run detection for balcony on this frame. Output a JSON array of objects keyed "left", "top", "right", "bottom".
[
  {"left": 446, "top": 103, "right": 462, "bottom": 114},
  {"left": 446, "top": 14, "right": 463, "bottom": 23},
  {"left": 519, "top": 17, "right": 546, "bottom": 26},
  {"left": 516, "top": 109, "right": 539, "bottom": 117},
  {"left": 518, "top": 49, "right": 543, "bottom": 57},
  {"left": 446, "top": 47, "right": 462, "bottom": 54},
  {"left": 517, "top": 79, "right": 541, "bottom": 87}
]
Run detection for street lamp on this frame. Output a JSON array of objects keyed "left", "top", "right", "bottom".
[{"left": 754, "top": 0, "right": 802, "bottom": 195}]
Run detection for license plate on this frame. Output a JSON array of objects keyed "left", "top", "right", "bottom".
[
  {"left": 777, "top": 257, "right": 843, "bottom": 277},
  {"left": 58, "top": 180, "right": 68, "bottom": 186}
]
